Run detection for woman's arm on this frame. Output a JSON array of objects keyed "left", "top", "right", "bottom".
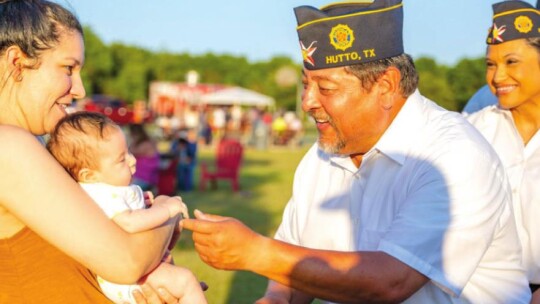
[{"left": 0, "top": 126, "right": 176, "bottom": 284}]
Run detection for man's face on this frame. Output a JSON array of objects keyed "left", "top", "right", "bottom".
[{"left": 301, "top": 66, "right": 388, "bottom": 155}]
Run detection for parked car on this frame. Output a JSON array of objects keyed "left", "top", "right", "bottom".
[{"left": 82, "top": 95, "right": 134, "bottom": 125}]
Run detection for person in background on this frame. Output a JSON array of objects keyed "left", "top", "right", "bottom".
[
  {"left": 212, "top": 107, "right": 226, "bottom": 142},
  {"left": 462, "top": 0, "right": 540, "bottom": 117},
  {"left": 129, "top": 123, "right": 160, "bottom": 192},
  {"left": 0, "top": 0, "right": 182, "bottom": 302},
  {"left": 170, "top": 129, "right": 198, "bottom": 192},
  {"left": 182, "top": 0, "right": 531, "bottom": 302},
  {"left": 271, "top": 113, "right": 287, "bottom": 145},
  {"left": 466, "top": 1, "right": 540, "bottom": 302},
  {"left": 462, "top": 84, "right": 497, "bottom": 116},
  {"left": 47, "top": 111, "right": 207, "bottom": 304},
  {"left": 197, "top": 106, "right": 213, "bottom": 146}
]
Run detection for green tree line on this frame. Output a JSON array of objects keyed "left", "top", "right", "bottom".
[{"left": 81, "top": 26, "right": 486, "bottom": 112}]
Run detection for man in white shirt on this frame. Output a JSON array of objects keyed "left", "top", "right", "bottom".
[{"left": 183, "top": 0, "right": 531, "bottom": 302}]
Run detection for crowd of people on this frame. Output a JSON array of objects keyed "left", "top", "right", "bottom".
[
  {"left": 155, "top": 104, "right": 304, "bottom": 151},
  {"left": 2, "top": 0, "right": 540, "bottom": 303}
]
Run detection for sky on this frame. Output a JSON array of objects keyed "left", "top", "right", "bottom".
[{"left": 58, "top": 0, "right": 537, "bottom": 67}]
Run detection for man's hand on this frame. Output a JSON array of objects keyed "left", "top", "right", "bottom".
[
  {"left": 254, "top": 295, "right": 289, "bottom": 304},
  {"left": 181, "top": 209, "right": 262, "bottom": 271}
]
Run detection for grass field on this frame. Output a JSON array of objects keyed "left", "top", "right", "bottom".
[{"left": 170, "top": 143, "right": 311, "bottom": 303}]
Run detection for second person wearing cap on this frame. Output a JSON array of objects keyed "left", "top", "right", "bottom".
[{"left": 467, "top": 0, "right": 540, "bottom": 301}]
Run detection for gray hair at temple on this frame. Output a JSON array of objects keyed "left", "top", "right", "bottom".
[{"left": 345, "top": 53, "right": 419, "bottom": 98}]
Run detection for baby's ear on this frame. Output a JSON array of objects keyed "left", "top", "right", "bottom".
[{"left": 78, "top": 168, "right": 97, "bottom": 183}]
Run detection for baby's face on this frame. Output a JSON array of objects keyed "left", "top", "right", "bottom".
[{"left": 94, "top": 126, "right": 136, "bottom": 187}]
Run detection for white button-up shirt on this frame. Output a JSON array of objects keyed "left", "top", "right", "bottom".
[
  {"left": 80, "top": 182, "right": 145, "bottom": 218},
  {"left": 468, "top": 105, "right": 540, "bottom": 284},
  {"left": 276, "top": 91, "right": 530, "bottom": 303}
]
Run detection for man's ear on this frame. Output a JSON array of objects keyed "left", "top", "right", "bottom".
[
  {"left": 78, "top": 168, "right": 98, "bottom": 183},
  {"left": 378, "top": 66, "right": 401, "bottom": 95},
  {"left": 377, "top": 66, "right": 401, "bottom": 110}
]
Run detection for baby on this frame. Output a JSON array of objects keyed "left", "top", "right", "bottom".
[{"left": 47, "top": 111, "right": 207, "bottom": 304}]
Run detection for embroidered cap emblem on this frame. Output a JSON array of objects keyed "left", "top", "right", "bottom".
[
  {"left": 301, "top": 41, "right": 317, "bottom": 66},
  {"left": 515, "top": 15, "right": 533, "bottom": 33},
  {"left": 491, "top": 23, "right": 507, "bottom": 43},
  {"left": 329, "top": 24, "right": 355, "bottom": 51}
]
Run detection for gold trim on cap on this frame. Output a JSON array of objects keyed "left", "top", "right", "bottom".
[
  {"left": 297, "top": 3, "right": 403, "bottom": 30},
  {"left": 494, "top": 8, "right": 540, "bottom": 19},
  {"left": 320, "top": 1, "right": 374, "bottom": 11}
]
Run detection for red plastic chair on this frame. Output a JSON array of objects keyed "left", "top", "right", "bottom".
[{"left": 199, "top": 139, "right": 243, "bottom": 192}]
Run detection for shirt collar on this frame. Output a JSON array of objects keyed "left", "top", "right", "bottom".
[
  {"left": 488, "top": 104, "right": 513, "bottom": 118},
  {"left": 325, "top": 90, "right": 426, "bottom": 169},
  {"left": 372, "top": 90, "right": 426, "bottom": 165}
]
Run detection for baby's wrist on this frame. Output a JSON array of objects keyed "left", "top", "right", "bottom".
[{"left": 164, "top": 203, "right": 180, "bottom": 219}]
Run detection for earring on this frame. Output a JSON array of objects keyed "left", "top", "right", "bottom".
[{"left": 14, "top": 64, "right": 23, "bottom": 81}]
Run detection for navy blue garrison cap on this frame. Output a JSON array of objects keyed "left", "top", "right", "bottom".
[
  {"left": 487, "top": 0, "right": 540, "bottom": 45},
  {"left": 294, "top": 0, "right": 403, "bottom": 70}
]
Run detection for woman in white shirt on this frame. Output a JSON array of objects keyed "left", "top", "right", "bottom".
[{"left": 467, "top": 1, "right": 540, "bottom": 301}]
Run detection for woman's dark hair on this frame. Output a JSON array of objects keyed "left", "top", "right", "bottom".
[
  {"left": 0, "top": 0, "right": 83, "bottom": 64},
  {"left": 344, "top": 53, "right": 419, "bottom": 98},
  {"left": 526, "top": 37, "right": 540, "bottom": 59},
  {"left": 128, "top": 124, "right": 151, "bottom": 147}
]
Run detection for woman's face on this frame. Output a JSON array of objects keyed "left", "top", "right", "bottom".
[
  {"left": 486, "top": 39, "right": 540, "bottom": 110},
  {"left": 15, "top": 29, "right": 85, "bottom": 135}
]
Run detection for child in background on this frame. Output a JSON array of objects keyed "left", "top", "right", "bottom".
[
  {"left": 171, "top": 130, "right": 197, "bottom": 191},
  {"left": 47, "top": 111, "right": 207, "bottom": 304}
]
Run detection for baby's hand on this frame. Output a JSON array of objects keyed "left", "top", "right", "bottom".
[
  {"left": 164, "top": 197, "right": 189, "bottom": 250},
  {"left": 163, "top": 196, "right": 189, "bottom": 220},
  {"left": 143, "top": 191, "right": 155, "bottom": 208}
]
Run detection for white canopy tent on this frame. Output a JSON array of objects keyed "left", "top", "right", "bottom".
[{"left": 199, "top": 86, "right": 275, "bottom": 107}]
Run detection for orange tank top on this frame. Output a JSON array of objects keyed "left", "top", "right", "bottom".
[{"left": 0, "top": 227, "right": 112, "bottom": 304}]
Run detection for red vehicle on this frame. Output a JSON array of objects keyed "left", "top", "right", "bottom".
[{"left": 82, "top": 95, "right": 135, "bottom": 125}]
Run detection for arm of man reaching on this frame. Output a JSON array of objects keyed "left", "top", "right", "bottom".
[
  {"left": 255, "top": 280, "right": 314, "bottom": 304},
  {"left": 182, "top": 210, "right": 428, "bottom": 303}
]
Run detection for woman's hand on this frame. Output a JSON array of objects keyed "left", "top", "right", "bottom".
[{"left": 132, "top": 284, "right": 177, "bottom": 304}]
